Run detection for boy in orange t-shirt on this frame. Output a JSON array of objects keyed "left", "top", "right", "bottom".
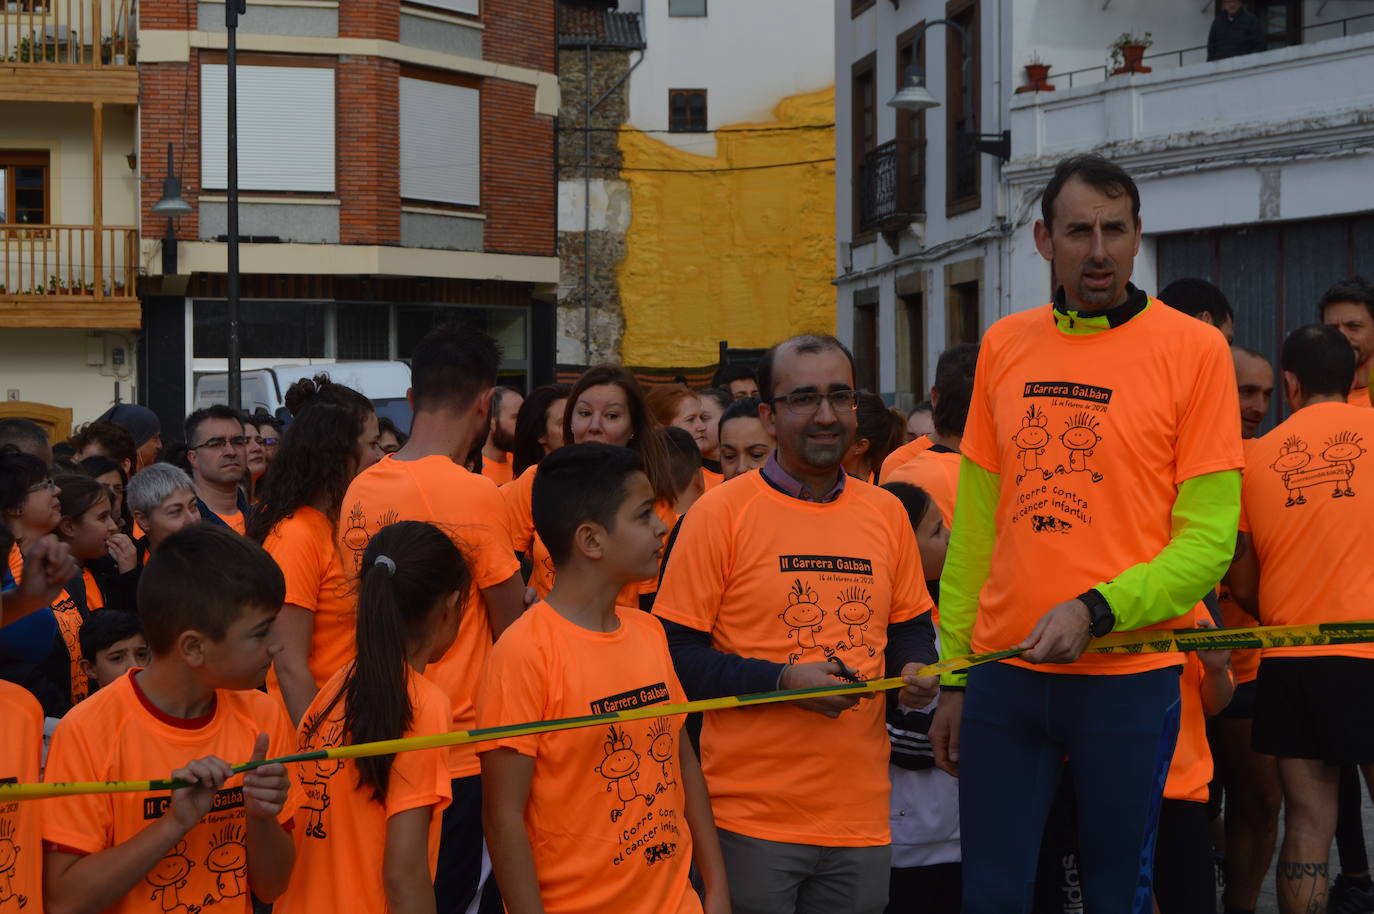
[
  {"left": 1229, "top": 324, "right": 1374, "bottom": 911},
  {"left": 41, "top": 524, "right": 297, "bottom": 914},
  {"left": 478, "top": 444, "right": 728, "bottom": 914}
]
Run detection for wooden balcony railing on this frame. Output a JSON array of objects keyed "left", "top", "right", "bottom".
[
  {"left": 0, "top": 0, "right": 134, "bottom": 66},
  {"left": 0, "top": 225, "right": 137, "bottom": 299},
  {"left": 858, "top": 137, "right": 926, "bottom": 234}
]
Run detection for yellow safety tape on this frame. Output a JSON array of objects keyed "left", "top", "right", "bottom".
[{"left": 3, "top": 619, "right": 1370, "bottom": 802}]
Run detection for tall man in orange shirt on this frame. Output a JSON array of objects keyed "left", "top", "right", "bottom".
[
  {"left": 654, "top": 333, "right": 939, "bottom": 914},
  {"left": 185, "top": 405, "right": 252, "bottom": 534},
  {"left": 339, "top": 324, "right": 526, "bottom": 914},
  {"left": 926, "top": 155, "right": 1244, "bottom": 913},
  {"left": 1319, "top": 276, "right": 1374, "bottom": 407},
  {"left": 481, "top": 386, "right": 523, "bottom": 485},
  {"left": 1228, "top": 323, "right": 1374, "bottom": 914}
]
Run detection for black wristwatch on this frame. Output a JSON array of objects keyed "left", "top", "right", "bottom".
[{"left": 1079, "top": 589, "right": 1115, "bottom": 638}]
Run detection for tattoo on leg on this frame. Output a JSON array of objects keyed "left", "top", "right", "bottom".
[
  {"left": 1277, "top": 862, "right": 1329, "bottom": 879},
  {"left": 1277, "top": 861, "right": 1329, "bottom": 914}
]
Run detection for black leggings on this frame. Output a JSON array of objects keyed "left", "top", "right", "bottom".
[
  {"left": 1154, "top": 799, "right": 1216, "bottom": 914},
  {"left": 1337, "top": 765, "right": 1369, "bottom": 876}
]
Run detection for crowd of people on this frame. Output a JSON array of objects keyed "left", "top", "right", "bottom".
[{"left": 2, "top": 152, "right": 1374, "bottom": 914}]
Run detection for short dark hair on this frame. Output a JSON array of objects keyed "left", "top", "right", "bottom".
[
  {"left": 1041, "top": 154, "right": 1141, "bottom": 230},
  {"left": 932, "top": 344, "right": 979, "bottom": 438},
  {"left": 0, "top": 451, "right": 48, "bottom": 517},
  {"left": 1159, "top": 278, "right": 1234, "bottom": 326},
  {"left": 719, "top": 396, "right": 762, "bottom": 435},
  {"left": 1319, "top": 276, "right": 1374, "bottom": 323},
  {"left": 756, "top": 334, "right": 856, "bottom": 403},
  {"left": 0, "top": 418, "right": 49, "bottom": 460},
  {"left": 138, "top": 524, "right": 285, "bottom": 655},
  {"left": 68, "top": 421, "right": 136, "bottom": 470},
  {"left": 660, "top": 426, "right": 703, "bottom": 494},
  {"left": 184, "top": 404, "right": 243, "bottom": 447},
  {"left": 79, "top": 610, "right": 143, "bottom": 663},
  {"left": 1281, "top": 323, "right": 1356, "bottom": 399},
  {"left": 409, "top": 323, "right": 501, "bottom": 412},
  {"left": 881, "top": 481, "right": 934, "bottom": 535},
  {"left": 712, "top": 363, "right": 757, "bottom": 389},
  {"left": 532, "top": 443, "right": 645, "bottom": 567}
]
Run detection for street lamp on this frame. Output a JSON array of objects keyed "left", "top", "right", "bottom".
[
  {"left": 887, "top": 18, "right": 1011, "bottom": 161},
  {"left": 151, "top": 142, "right": 192, "bottom": 276}
]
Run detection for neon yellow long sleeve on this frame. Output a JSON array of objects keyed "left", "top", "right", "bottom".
[{"left": 936, "top": 458, "right": 999, "bottom": 688}]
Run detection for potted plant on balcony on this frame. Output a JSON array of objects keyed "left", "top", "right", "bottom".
[
  {"left": 1017, "top": 52, "right": 1056, "bottom": 94},
  {"left": 1110, "top": 31, "right": 1153, "bottom": 74}
]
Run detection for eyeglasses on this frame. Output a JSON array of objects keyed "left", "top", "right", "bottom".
[
  {"left": 25, "top": 478, "right": 57, "bottom": 494},
  {"left": 192, "top": 435, "right": 250, "bottom": 450},
  {"left": 261, "top": 437, "right": 278, "bottom": 447},
  {"left": 769, "top": 389, "right": 859, "bottom": 415}
]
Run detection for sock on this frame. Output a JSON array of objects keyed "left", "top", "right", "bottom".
[{"left": 1347, "top": 873, "right": 1374, "bottom": 892}]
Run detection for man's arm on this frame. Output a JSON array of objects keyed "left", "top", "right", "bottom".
[
  {"left": 1225, "top": 531, "right": 1259, "bottom": 616},
  {"left": 935, "top": 459, "right": 1000, "bottom": 688},
  {"left": 481, "top": 748, "right": 545, "bottom": 914},
  {"left": 483, "top": 572, "right": 528, "bottom": 639}
]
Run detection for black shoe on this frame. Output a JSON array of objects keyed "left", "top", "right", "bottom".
[{"left": 1329, "top": 875, "right": 1374, "bottom": 914}]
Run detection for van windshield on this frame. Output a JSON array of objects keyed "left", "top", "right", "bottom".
[{"left": 372, "top": 397, "right": 414, "bottom": 435}]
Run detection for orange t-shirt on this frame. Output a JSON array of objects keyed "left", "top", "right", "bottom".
[
  {"left": 885, "top": 445, "right": 961, "bottom": 526},
  {"left": 503, "top": 464, "right": 538, "bottom": 554},
  {"left": 213, "top": 509, "right": 246, "bottom": 535},
  {"left": 0, "top": 680, "right": 44, "bottom": 909},
  {"left": 879, "top": 435, "right": 932, "bottom": 481},
  {"left": 1238, "top": 400, "right": 1374, "bottom": 659},
  {"left": 482, "top": 454, "right": 514, "bottom": 487},
  {"left": 959, "top": 302, "right": 1244, "bottom": 675},
  {"left": 82, "top": 567, "right": 106, "bottom": 611},
  {"left": 1348, "top": 387, "right": 1371, "bottom": 409},
  {"left": 475, "top": 602, "right": 699, "bottom": 914},
  {"left": 275, "top": 666, "right": 452, "bottom": 914},
  {"left": 653, "top": 472, "right": 932, "bottom": 846},
  {"left": 527, "top": 500, "right": 677, "bottom": 612},
  {"left": 1164, "top": 651, "right": 1212, "bottom": 803},
  {"left": 263, "top": 507, "right": 356, "bottom": 691},
  {"left": 1217, "top": 437, "right": 1262, "bottom": 684},
  {"left": 42, "top": 671, "right": 299, "bottom": 914},
  {"left": 702, "top": 467, "right": 724, "bottom": 491},
  {"left": 339, "top": 454, "right": 520, "bottom": 777}
]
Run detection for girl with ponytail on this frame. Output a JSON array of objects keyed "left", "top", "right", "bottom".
[{"left": 276, "top": 520, "right": 470, "bottom": 914}]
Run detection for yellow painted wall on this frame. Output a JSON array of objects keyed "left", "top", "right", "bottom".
[{"left": 617, "top": 88, "right": 835, "bottom": 368}]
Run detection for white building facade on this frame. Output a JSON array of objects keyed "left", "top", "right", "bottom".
[{"left": 836, "top": 0, "right": 1374, "bottom": 417}]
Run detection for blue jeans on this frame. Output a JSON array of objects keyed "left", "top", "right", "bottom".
[{"left": 959, "top": 662, "right": 1181, "bottom": 914}]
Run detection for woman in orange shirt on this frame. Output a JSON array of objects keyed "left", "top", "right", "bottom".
[
  {"left": 276, "top": 520, "right": 465, "bottom": 914},
  {"left": 844, "top": 392, "right": 905, "bottom": 483},
  {"left": 250, "top": 376, "right": 383, "bottom": 724}
]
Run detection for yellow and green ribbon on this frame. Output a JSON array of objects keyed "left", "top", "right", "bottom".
[{"left": 5, "top": 619, "right": 1371, "bottom": 803}]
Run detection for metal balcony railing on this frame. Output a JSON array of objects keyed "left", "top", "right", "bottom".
[
  {"left": 858, "top": 137, "right": 926, "bottom": 234},
  {"left": 0, "top": 0, "right": 135, "bottom": 66},
  {"left": 0, "top": 225, "right": 138, "bottom": 299}
]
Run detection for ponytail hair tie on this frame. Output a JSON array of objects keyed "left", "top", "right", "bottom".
[{"left": 374, "top": 555, "right": 397, "bottom": 576}]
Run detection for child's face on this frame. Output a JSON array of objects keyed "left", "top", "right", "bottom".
[
  {"left": 201, "top": 605, "right": 283, "bottom": 690},
  {"left": 601, "top": 472, "right": 668, "bottom": 583},
  {"left": 84, "top": 634, "right": 152, "bottom": 688},
  {"left": 915, "top": 500, "right": 950, "bottom": 582},
  {"left": 65, "top": 497, "right": 119, "bottom": 562}
]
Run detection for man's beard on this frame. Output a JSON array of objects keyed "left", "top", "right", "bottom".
[{"left": 491, "top": 425, "right": 517, "bottom": 452}]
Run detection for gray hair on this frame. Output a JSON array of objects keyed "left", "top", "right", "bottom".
[{"left": 126, "top": 462, "right": 195, "bottom": 517}]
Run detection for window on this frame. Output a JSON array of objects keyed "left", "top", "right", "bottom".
[
  {"left": 945, "top": 0, "right": 980, "bottom": 214},
  {"left": 851, "top": 52, "right": 876, "bottom": 235},
  {"left": 668, "top": 90, "right": 707, "bottom": 133},
  {"left": 0, "top": 151, "right": 49, "bottom": 225},
  {"left": 200, "top": 63, "right": 335, "bottom": 192},
  {"left": 400, "top": 71, "right": 481, "bottom": 206},
  {"left": 668, "top": 0, "right": 706, "bottom": 16},
  {"left": 946, "top": 279, "right": 980, "bottom": 346},
  {"left": 899, "top": 292, "right": 925, "bottom": 396},
  {"left": 851, "top": 0, "right": 876, "bottom": 17},
  {"left": 1252, "top": 0, "right": 1301, "bottom": 49},
  {"left": 405, "top": 0, "right": 478, "bottom": 16},
  {"left": 895, "top": 24, "right": 927, "bottom": 216},
  {"left": 853, "top": 292, "right": 879, "bottom": 392},
  {"left": 193, "top": 300, "right": 327, "bottom": 359}
]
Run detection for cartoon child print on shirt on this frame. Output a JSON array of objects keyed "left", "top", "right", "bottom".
[
  {"left": 780, "top": 579, "right": 825, "bottom": 664},
  {"left": 1321, "top": 431, "right": 1365, "bottom": 497},
  {"left": 1272, "top": 433, "right": 1364, "bottom": 506},
  {"left": 1055, "top": 412, "right": 1105, "bottom": 483},
  {"left": 146, "top": 840, "right": 199, "bottom": 914},
  {"left": 1013, "top": 405, "right": 1054, "bottom": 485},
  {"left": 646, "top": 718, "right": 677, "bottom": 792},
  {"left": 834, "top": 587, "right": 875, "bottom": 657},
  {"left": 341, "top": 503, "right": 370, "bottom": 572},
  {"left": 201, "top": 824, "right": 247, "bottom": 907},
  {"left": 298, "top": 720, "right": 346, "bottom": 839},
  {"left": 594, "top": 726, "right": 655, "bottom": 823},
  {"left": 0, "top": 819, "right": 27, "bottom": 910}
]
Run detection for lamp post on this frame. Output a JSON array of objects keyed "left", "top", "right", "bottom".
[
  {"left": 888, "top": 19, "right": 1011, "bottom": 161},
  {"left": 151, "top": 142, "right": 192, "bottom": 276},
  {"left": 225, "top": 0, "right": 246, "bottom": 410}
]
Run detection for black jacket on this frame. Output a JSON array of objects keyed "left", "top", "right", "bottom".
[{"left": 1208, "top": 9, "right": 1266, "bottom": 61}]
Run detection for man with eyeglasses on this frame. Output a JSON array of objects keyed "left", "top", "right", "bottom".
[
  {"left": 183, "top": 404, "right": 252, "bottom": 535},
  {"left": 654, "top": 333, "right": 939, "bottom": 914}
]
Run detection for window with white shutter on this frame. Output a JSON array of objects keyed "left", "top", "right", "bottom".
[
  {"left": 400, "top": 76, "right": 480, "bottom": 207},
  {"left": 200, "top": 64, "right": 336, "bottom": 193}
]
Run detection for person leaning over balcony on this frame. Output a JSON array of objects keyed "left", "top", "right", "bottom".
[
  {"left": 924, "top": 154, "right": 1244, "bottom": 913},
  {"left": 1208, "top": 0, "right": 1266, "bottom": 61}
]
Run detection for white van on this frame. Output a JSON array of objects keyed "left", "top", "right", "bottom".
[{"left": 193, "top": 361, "right": 414, "bottom": 432}]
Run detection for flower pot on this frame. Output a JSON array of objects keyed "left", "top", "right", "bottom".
[
  {"left": 1113, "top": 43, "right": 1152, "bottom": 74},
  {"left": 1016, "top": 62, "right": 1056, "bottom": 94}
]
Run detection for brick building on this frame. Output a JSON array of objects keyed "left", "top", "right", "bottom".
[{"left": 136, "top": 0, "right": 559, "bottom": 432}]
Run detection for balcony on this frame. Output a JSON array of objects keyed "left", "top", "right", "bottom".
[
  {"left": 0, "top": 224, "right": 140, "bottom": 327},
  {"left": 858, "top": 137, "right": 925, "bottom": 235},
  {"left": 0, "top": 0, "right": 138, "bottom": 103}
]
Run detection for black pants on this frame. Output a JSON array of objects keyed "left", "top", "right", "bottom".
[
  {"left": 1154, "top": 799, "right": 1216, "bottom": 914},
  {"left": 434, "top": 775, "right": 503, "bottom": 914},
  {"left": 885, "top": 862, "right": 961, "bottom": 914}
]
